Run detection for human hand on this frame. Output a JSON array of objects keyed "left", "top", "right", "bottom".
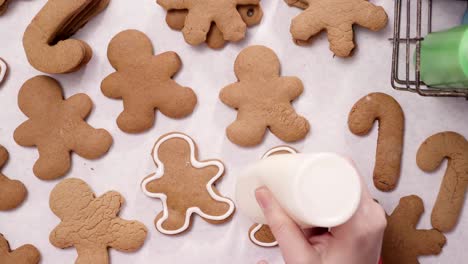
[{"left": 255, "top": 176, "right": 386, "bottom": 264}]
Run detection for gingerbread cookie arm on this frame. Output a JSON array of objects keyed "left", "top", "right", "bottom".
[
  {"left": 66, "top": 93, "right": 93, "bottom": 119},
  {"left": 290, "top": 5, "right": 326, "bottom": 42},
  {"left": 153, "top": 51, "right": 181, "bottom": 77},
  {"left": 417, "top": 132, "right": 468, "bottom": 232},
  {"left": 14, "top": 121, "right": 40, "bottom": 147},
  {"left": 71, "top": 123, "right": 112, "bottom": 160},
  {"left": 348, "top": 93, "right": 404, "bottom": 192},
  {"left": 353, "top": 1, "right": 388, "bottom": 31},
  {"left": 101, "top": 72, "right": 125, "bottom": 99},
  {"left": 109, "top": 219, "right": 147, "bottom": 252},
  {"left": 278, "top": 76, "right": 304, "bottom": 101},
  {"left": 219, "top": 83, "right": 243, "bottom": 109}
]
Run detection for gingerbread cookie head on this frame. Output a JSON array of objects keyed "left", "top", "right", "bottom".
[
  {"left": 157, "top": 0, "right": 260, "bottom": 45},
  {"left": 14, "top": 76, "right": 113, "bottom": 180},
  {"left": 0, "top": 234, "right": 41, "bottom": 264},
  {"left": 382, "top": 195, "right": 446, "bottom": 264},
  {"left": 0, "top": 145, "right": 27, "bottom": 211},
  {"left": 165, "top": 4, "right": 263, "bottom": 49},
  {"left": 286, "top": 0, "right": 388, "bottom": 57},
  {"left": 102, "top": 29, "right": 197, "bottom": 133},
  {"left": 417, "top": 131, "right": 468, "bottom": 232},
  {"left": 348, "top": 93, "right": 404, "bottom": 192},
  {"left": 249, "top": 146, "right": 298, "bottom": 247},
  {"left": 141, "top": 133, "right": 235, "bottom": 235},
  {"left": 50, "top": 178, "right": 147, "bottom": 264},
  {"left": 220, "top": 45, "right": 310, "bottom": 147},
  {"left": 22, "top": 0, "right": 110, "bottom": 73}
]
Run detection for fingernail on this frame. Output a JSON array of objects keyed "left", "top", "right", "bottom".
[
  {"left": 255, "top": 186, "right": 271, "bottom": 209},
  {"left": 257, "top": 260, "right": 268, "bottom": 264}
]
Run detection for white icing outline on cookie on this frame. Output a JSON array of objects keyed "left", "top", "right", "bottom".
[
  {"left": 250, "top": 145, "right": 298, "bottom": 247},
  {"left": 0, "top": 58, "right": 7, "bottom": 84},
  {"left": 141, "top": 132, "right": 236, "bottom": 235}
]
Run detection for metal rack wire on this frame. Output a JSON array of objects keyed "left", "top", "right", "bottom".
[{"left": 391, "top": 0, "right": 468, "bottom": 98}]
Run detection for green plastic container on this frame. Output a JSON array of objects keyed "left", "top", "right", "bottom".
[{"left": 419, "top": 25, "right": 468, "bottom": 88}]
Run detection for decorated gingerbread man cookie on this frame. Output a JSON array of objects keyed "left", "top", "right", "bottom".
[
  {"left": 0, "top": 145, "right": 27, "bottom": 211},
  {"left": 141, "top": 132, "right": 235, "bottom": 235},
  {"left": 220, "top": 45, "right": 310, "bottom": 147},
  {"left": 0, "top": 58, "right": 7, "bottom": 84},
  {"left": 102, "top": 29, "right": 197, "bottom": 133},
  {"left": 14, "top": 76, "right": 113, "bottom": 180},
  {"left": 249, "top": 146, "right": 298, "bottom": 247},
  {"left": 285, "top": 0, "right": 388, "bottom": 57},
  {"left": 157, "top": 0, "right": 260, "bottom": 45},
  {"left": 0, "top": 234, "right": 41, "bottom": 264},
  {"left": 49, "top": 178, "right": 148, "bottom": 264}
]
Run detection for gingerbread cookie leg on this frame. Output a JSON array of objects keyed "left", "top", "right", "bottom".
[
  {"left": 213, "top": 10, "right": 247, "bottom": 42},
  {"left": 0, "top": 146, "right": 27, "bottom": 211},
  {"left": 182, "top": 10, "right": 213, "bottom": 45},
  {"left": 227, "top": 118, "right": 268, "bottom": 147},
  {"left": 35, "top": 145, "right": 70, "bottom": 180},
  {"left": 75, "top": 245, "right": 108, "bottom": 264},
  {"left": 327, "top": 25, "right": 355, "bottom": 58}
]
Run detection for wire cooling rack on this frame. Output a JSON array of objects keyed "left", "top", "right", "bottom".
[{"left": 390, "top": 0, "right": 468, "bottom": 98}]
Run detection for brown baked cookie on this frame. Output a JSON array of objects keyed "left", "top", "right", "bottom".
[
  {"left": 101, "top": 29, "right": 197, "bottom": 133},
  {"left": 220, "top": 45, "right": 310, "bottom": 147},
  {"left": 14, "top": 76, "right": 113, "bottom": 180},
  {"left": 0, "top": 58, "right": 7, "bottom": 85},
  {"left": 348, "top": 92, "right": 404, "bottom": 192},
  {"left": 50, "top": 178, "right": 147, "bottom": 263},
  {"left": 0, "top": 234, "right": 40, "bottom": 264},
  {"left": 249, "top": 145, "right": 298, "bottom": 247},
  {"left": 0, "top": 145, "right": 26, "bottom": 211},
  {"left": 285, "top": 0, "right": 388, "bottom": 57},
  {"left": 22, "top": 0, "right": 110, "bottom": 73},
  {"left": 141, "top": 132, "right": 235, "bottom": 235},
  {"left": 157, "top": 0, "right": 260, "bottom": 45},
  {"left": 0, "top": 0, "right": 10, "bottom": 15},
  {"left": 382, "top": 195, "right": 446, "bottom": 264},
  {"left": 417, "top": 131, "right": 468, "bottom": 232},
  {"left": 165, "top": 4, "right": 263, "bottom": 49}
]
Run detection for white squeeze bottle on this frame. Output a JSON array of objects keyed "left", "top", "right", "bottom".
[{"left": 236, "top": 150, "right": 362, "bottom": 228}]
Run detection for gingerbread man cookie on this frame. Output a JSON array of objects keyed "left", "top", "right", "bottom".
[
  {"left": 220, "top": 45, "right": 310, "bottom": 147},
  {"left": 285, "top": 0, "right": 388, "bottom": 57},
  {"left": 101, "top": 30, "right": 197, "bottom": 133},
  {"left": 50, "top": 178, "right": 148, "bottom": 264},
  {"left": 0, "top": 145, "right": 27, "bottom": 211},
  {"left": 249, "top": 146, "right": 298, "bottom": 247},
  {"left": 417, "top": 131, "right": 468, "bottom": 232},
  {"left": 157, "top": 0, "right": 260, "bottom": 45},
  {"left": 382, "top": 195, "right": 446, "bottom": 264},
  {"left": 14, "top": 76, "right": 113, "bottom": 180},
  {"left": 23, "top": 0, "right": 110, "bottom": 73},
  {"left": 165, "top": 4, "right": 263, "bottom": 49},
  {"left": 0, "top": 234, "right": 40, "bottom": 264},
  {"left": 141, "top": 132, "right": 235, "bottom": 235}
]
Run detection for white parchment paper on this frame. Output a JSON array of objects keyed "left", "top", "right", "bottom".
[{"left": 0, "top": 0, "right": 467, "bottom": 263}]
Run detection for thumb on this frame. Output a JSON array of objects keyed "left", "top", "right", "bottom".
[{"left": 256, "top": 187, "right": 322, "bottom": 264}]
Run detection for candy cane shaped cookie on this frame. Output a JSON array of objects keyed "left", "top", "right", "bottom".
[
  {"left": 141, "top": 133, "right": 235, "bottom": 235},
  {"left": 417, "top": 131, "right": 468, "bottom": 232},
  {"left": 348, "top": 93, "right": 404, "bottom": 192},
  {"left": 248, "top": 145, "right": 298, "bottom": 247}
]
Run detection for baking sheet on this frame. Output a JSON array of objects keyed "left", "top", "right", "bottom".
[{"left": 0, "top": 0, "right": 467, "bottom": 263}]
